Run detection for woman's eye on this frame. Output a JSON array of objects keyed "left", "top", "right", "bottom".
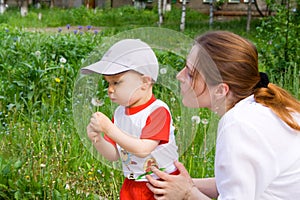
[{"left": 184, "top": 66, "right": 193, "bottom": 78}]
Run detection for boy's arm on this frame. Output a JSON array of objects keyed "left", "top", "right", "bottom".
[
  {"left": 87, "top": 124, "right": 119, "bottom": 161},
  {"left": 89, "top": 107, "right": 170, "bottom": 158},
  {"left": 105, "top": 127, "right": 160, "bottom": 158}
]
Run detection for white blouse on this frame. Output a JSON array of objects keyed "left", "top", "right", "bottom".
[{"left": 216, "top": 95, "right": 300, "bottom": 200}]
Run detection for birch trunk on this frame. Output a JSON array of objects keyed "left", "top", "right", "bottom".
[
  {"left": 209, "top": 0, "right": 214, "bottom": 28},
  {"left": 180, "top": 0, "right": 186, "bottom": 32},
  {"left": 20, "top": 0, "right": 28, "bottom": 17},
  {"left": 246, "top": 0, "right": 252, "bottom": 32},
  {"left": 158, "top": 0, "right": 163, "bottom": 26}
]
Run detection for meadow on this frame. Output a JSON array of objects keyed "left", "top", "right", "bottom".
[{"left": 0, "top": 4, "right": 299, "bottom": 199}]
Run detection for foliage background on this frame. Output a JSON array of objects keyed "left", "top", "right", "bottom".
[{"left": 0, "top": 4, "right": 299, "bottom": 199}]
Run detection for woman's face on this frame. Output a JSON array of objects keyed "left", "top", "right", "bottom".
[{"left": 176, "top": 47, "right": 212, "bottom": 109}]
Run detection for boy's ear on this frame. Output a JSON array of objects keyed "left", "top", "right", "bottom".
[
  {"left": 141, "top": 75, "right": 153, "bottom": 90},
  {"left": 141, "top": 75, "right": 153, "bottom": 84}
]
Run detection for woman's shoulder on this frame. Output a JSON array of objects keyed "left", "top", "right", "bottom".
[{"left": 222, "top": 95, "right": 271, "bottom": 122}]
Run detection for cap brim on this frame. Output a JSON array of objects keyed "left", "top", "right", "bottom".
[{"left": 80, "top": 60, "right": 130, "bottom": 75}]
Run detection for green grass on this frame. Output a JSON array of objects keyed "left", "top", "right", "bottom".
[{"left": 0, "top": 5, "right": 299, "bottom": 199}]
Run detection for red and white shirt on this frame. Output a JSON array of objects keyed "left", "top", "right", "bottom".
[{"left": 105, "top": 95, "right": 178, "bottom": 181}]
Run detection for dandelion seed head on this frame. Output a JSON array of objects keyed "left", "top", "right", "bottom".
[
  {"left": 191, "top": 115, "right": 201, "bottom": 124},
  {"left": 91, "top": 98, "right": 104, "bottom": 107},
  {"left": 160, "top": 68, "right": 167, "bottom": 74},
  {"left": 35, "top": 50, "right": 41, "bottom": 57},
  {"left": 201, "top": 118, "right": 209, "bottom": 125},
  {"left": 60, "top": 57, "right": 67, "bottom": 63}
]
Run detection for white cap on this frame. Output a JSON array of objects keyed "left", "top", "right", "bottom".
[{"left": 81, "top": 39, "right": 159, "bottom": 82}]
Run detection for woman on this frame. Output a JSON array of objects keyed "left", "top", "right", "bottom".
[{"left": 146, "top": 31, "right": 300, "bottom": 199}]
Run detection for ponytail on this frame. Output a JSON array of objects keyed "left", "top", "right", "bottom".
[{"left": 254, "top": 83, "right": 300, "bottom": 131}]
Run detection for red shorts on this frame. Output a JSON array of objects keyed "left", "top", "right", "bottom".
[{"left": 120, "top": 169, "right": 180, "bottom": 200}]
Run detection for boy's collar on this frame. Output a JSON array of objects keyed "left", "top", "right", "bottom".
[{"left": 125, "top": 94, "right": 156, "bottom": 115}]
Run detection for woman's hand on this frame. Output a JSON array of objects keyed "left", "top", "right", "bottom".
[{"left": 146, "top": 161, "right": 197, "bottom": 200}]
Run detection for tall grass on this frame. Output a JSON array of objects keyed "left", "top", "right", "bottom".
[{"left": 0, "top": 5, "right": 298, "bottom": 199}]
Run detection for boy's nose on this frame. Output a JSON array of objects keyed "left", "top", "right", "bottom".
[{"left": 107, "top": 85, "right": 114, "bottom": 93}]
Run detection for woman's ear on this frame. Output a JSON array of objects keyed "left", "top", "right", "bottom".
[{"left": 214, "top": 83, "right": 230, "bottom": 98}]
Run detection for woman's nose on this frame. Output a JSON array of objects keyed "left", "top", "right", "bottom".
[{"left": 176, "top": 68, "right": 185, "bottom": 82}]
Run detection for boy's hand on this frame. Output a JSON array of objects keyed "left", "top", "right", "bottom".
[
  {"left": 89, "top": 112, "right": 113, "bottom": 134},
  {"left": 87, "top": 124, "right": 101, "bottom": 143}
]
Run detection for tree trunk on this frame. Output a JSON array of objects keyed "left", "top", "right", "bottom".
[
  {"left": 20, "top": 0, "right": 28, "bottom": 16},
  {"left": 158, "top": 0, "right": 163, "bottom": 26},
  {"left": 50, "top": 0, "right": 54, "bottom": 8},
  {"left": 254, "top": 0, "right": 264, "bottom": 17},
  {"left": 246, "top": 0, "right": 252, "bottom": 32},
  {"left": 209, "top": 0, "right": 214, "bottom": 28},
  {"left": 0, "top": 0, "right": 6, "bottom": 14},
  {"left": 180, "top": 0, "right": 186, "bottom": 31}
]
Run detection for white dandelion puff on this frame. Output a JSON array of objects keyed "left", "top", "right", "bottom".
[
  {"left": 60, "top": 57, "right": 67, "bottom": 64},
  {"left": 201, "top": 118, "right": 209, "bottom": 125},
  {"left": 191, "top": 116, "right": 201, "bottom": 124},
  {"left": 35, "top": 50, "right": 41, "bottom": 57},
  {"left": 160, "top": 68, "right": 167, "bottom": 74},
  {"left": 91, "top": 98, "right": 104, "bottom": 107}
]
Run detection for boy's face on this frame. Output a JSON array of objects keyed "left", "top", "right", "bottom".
[{"left": 104, "top": 71, "right": 148, "bottom": 107}]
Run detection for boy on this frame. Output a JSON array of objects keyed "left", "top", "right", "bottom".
[{"left": 81, "top": 39, "right": 179, "bottom": 200}]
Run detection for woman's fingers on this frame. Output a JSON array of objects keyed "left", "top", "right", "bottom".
[
  {"left": 174, "top": 161, "right": 189, "bottom": 177},
  {"left": 150, "top": 166, "right": 171, "bottom": 181},
  {"left": 147, "top": 182, "right": 166, "bottom": 195},
  {"left": 146, "top": 173, "right": 166, "bottom": 189}
]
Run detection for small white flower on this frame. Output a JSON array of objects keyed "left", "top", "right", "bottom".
[
  {"left": 65, "top": 183, "right": 70, "bottom": 190},
  {"left": 35, "top": 51, "right": 41, "bottom": 57},
  {"left": 60, "top": 57, "right": 67, "bottom": 64},
  {"left": 201, "top": 118, "right": 209, "bottom": 125},
  {"left": 160, "top": 68, "right": 167, "bottom": 74},
  {"left": 40, "top": 163, "right": 46, "bottom": 168},
  {"left": 191, "top": 116, "right": 201, "bottom": 124},
  {"left": 91, "top": 98, "right": 104, "bottom": 107},
  {"left": 170, "top": 97, "right": 176, "bottom": 102},
  {"left": 268, "top": 40, "right": 272, "bottom": 45}
]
